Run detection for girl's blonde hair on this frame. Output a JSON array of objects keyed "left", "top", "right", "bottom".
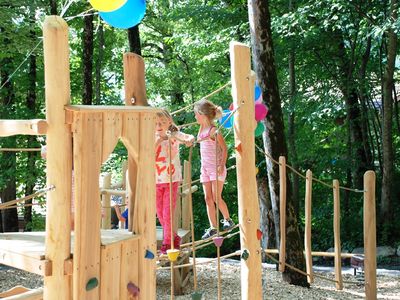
[
  {"left": 194, "top": 99, "right": 222, "bottom": 121},
  {"left": 156, "top": 108, "right": 178, "bottom": 132}
]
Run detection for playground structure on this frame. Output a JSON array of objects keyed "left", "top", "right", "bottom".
[{"left": 0, "top": 15, "right": 377, "bottom": 300}]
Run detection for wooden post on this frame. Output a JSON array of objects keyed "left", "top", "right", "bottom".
[
  {"left": 333, "top": 179, "right": 343, "bottom": 290},
  {"left": 230, "top": 41, "right": 262, "bottom": 300},
  {"left": 304, "top": 169, "right": 313, "bottom": 283},
  {"left": 102, "top": 173, "right": 112, "bottom": 229},
  {"left": 43, "top": 15, "right": 72, "bottom": 300},
  {"left": 279, "top": 156, "right": 286, "bottom": 272},
  {"left": 134, "top": 113, "right": 157, "bottom": 300},
  {"left": 181, "top": 161, "right": 191, "bottom": 234},
  {"left": 364, "top": 171, "right": 376, "bottom": 300},
  {"left": 123, "top": 53, "right": 148, "bottom": 232}
]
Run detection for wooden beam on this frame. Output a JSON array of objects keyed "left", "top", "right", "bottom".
[
  {"left": 0, "top": 287, "right": 43, "bottom": 300},
  {"left": 101, "top": 174, "right": 112, "bottom": 229},
  {"left": 65, "top": 105, "right": 158, "bottom": 113},
  {"left": 230, "top": 41, "right": 262, "bottom": 300},
  {"left": 0, "top": 119, "right": 47, "bottom": 137},
  {"left": 0, "top": 249, "right": 52, "bottom": 276},
  {"left": 43, "top": 15, "right": 72, "bottom": 300}
]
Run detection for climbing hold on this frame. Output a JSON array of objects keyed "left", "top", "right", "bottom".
[
  {"left": 235, "top": 143, "right": 242, "bottom": 153},
  {"left": 145, "top": 250, "right": 154, "bottom": 259},
  {"left": 167, "top": 249, "right": 180, "bottom": 262},
  {"left": 127, "top": 282, "right": 140, "bottom": 297},
  {"left": 191, "top": 291, "right": 203, "bottom": 300},
  {"left": 213, "top": 236, "right": 224, "bottom": 247},
  {"left": 257, "top": 229, "right": 262, "bottom": 240},
  {"left": 241, "top": 249, "right": 249, "bottom": 261},
  {"left": 85, "top": 277, "right": 99, "bottom": 291}
]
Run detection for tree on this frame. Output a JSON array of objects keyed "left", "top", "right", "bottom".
[
  {"left": 380, "top": 0, "right": 397, "bottom": 240},
  {"left": 248, "top": 0, "right": 308, "bottom": 286},
  {"left": 82, "top": 13, "right": 94, "bottom": 105}
]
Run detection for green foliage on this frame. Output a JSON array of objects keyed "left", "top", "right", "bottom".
[{"left": 1, "top": 0, "right": 399, "bottom": 251}]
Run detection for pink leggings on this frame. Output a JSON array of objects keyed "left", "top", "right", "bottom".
[{"left": 156, "top": 182, "right": 179, "bottom": 245}]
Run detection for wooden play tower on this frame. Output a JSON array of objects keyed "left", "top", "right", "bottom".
[{"left": 0, "top": 15, "right": 263, "bottom": 300}]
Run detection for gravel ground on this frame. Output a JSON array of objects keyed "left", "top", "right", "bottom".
[{"left": 1, "top": 261, "right": 399, "bottom": 299}]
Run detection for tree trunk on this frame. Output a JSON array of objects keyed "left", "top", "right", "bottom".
[
  {"left": 95, "top": 23, "right": 104, "bottom": 105},
  {"left": 248, "top": 0, "right": 308, "bottom": 286},
  {"left": 0, "top": 50, "right": 18, "bottom": 232},
  {"left": 127, "top": 25, "right": 142, "bottom": 55},
  {"left": 82, "top": 14, "right": 94, "bottom": 105},
  {"left": 287, "top": 0, "right": 299, "bottom": 217},
  {"left": 49, "top": 0, "right": 57, "bottom": 15},
  {"left": 380, "top": 0, "right": 397, "bottom": 239},
  {"left": 24, "top": 21, "right": 38, "bottom": 231}
]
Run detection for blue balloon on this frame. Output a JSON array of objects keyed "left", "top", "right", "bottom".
[
  {"left": 100, "top": 0, "right": 146, "bottom": 29},
  {"left": 255, "top": 84, "right": 262, "bottom": 100},
  {"left": 219, "top": 109, "right": 234, "bottom": 129}
]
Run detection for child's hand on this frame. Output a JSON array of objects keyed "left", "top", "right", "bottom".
[{"left": 185, "top": 135, "right": 195, "bottom": 147}]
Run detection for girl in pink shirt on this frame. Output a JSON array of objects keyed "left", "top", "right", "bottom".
[
  {"left": 194, "top": 99, "right": 235, "bottom": 239},
  {"left": 155, "top": 109, "right": 194, "bottom": 254}
]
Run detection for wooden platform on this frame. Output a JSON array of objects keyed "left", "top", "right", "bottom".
[{"left": 0, "top": 227, "right": 190, "bottom": 277}]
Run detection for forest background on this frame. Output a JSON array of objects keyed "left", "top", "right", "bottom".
[{"left": 0, "top": 0, "right": 399, "bottom": 270}]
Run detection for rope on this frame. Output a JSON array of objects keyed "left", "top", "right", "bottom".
[
  {"left": 171, "top": 82, "right": 231, "bottom": 116},
  {"left": 0, "top": 148, "right": 41, "bottom": 152},
  {"left": 264, "top": 252, "right": 338, "bottom": 284},
  {"left": 179, "top": 165, "right": 236, "bottom": 190},
  {"left": 215, "top": 129, "right": 222, "bottom": 300},
  {"left": 167, "top": 137, "right": 175, "bottom": 300},
  {"left": 255, "top": 144, "right": 365, "bottom": 193},
  {"left": 157, "top": 250, "right": 241, "bottom": 271},
  {"left": 0, "top": 185, "right": 54, "bottom": 210}
]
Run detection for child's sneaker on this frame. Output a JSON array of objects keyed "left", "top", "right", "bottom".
[
  {"left": 173, "top": 235, "right": 181, "bottom": 249},
  {"left": 201, "top": 227, "right": 217, "bottom": 239},
  {"left": 221, "top": 218, "right": 235, "bottom": 231},
  {"left": 160, "top": 244, "right": 170, "bottom": 255}
]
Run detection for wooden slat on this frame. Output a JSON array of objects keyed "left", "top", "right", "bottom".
[
  {"left": 101, "top": 112, "right": 122, "bottom": 163},
  {"left": 73, "top": 111, "right": 103, "bottom": 300},
  {"left": 100, "top": 242, "right": 121, "bottom": 300},
  {"left": 0, "top": 119, "right": 48, "bottom": 137},
  {"left": 134, "top": 113, "right": 157, "bottom": 300},
  {"left": 119, "top": 239, "right": 139, "bottom": 300}
]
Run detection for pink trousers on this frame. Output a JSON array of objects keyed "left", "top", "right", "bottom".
[{"left": 156, "top": 182, "right": 179, "bottom": 245}]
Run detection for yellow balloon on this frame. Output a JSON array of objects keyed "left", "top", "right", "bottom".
[{"left": 89, "top": 0, "right": 127, "bottom": 12}]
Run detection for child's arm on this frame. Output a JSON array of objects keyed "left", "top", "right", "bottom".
[
  {"left": 114, "top": 205, "right": 126, "bottom": 222},
  {"left": 213, "top": 128, "right": 228, "bottom": 174},
  {"left": 173, "top": 131, "right": 195, "bottom": 146}
]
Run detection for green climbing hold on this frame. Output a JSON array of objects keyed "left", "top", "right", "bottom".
[
  {"left": 241, "top": 249, "right": 250, "bottom": 261},
  {"left": 86, "top": 277, "right": 99, "bottom": 291},
  {"left": 191, "top": 291, "right": 203, "bottom": 300}
]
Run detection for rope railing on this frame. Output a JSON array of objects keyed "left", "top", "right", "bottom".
[
  {"left": 157, "top": 250, "right": 241, "bottom": 271},
  {"left": 0, "top": 148, "right": 41, "bottom": 152},
  {"left": 171, "top": 82, "right": 231, "bottom": 116},
  {"left": 0, "top": 185, "right": 55, "bottom": 210},
  {"left": 255, "top": 144, "right": 365, "bottom": 193}
]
